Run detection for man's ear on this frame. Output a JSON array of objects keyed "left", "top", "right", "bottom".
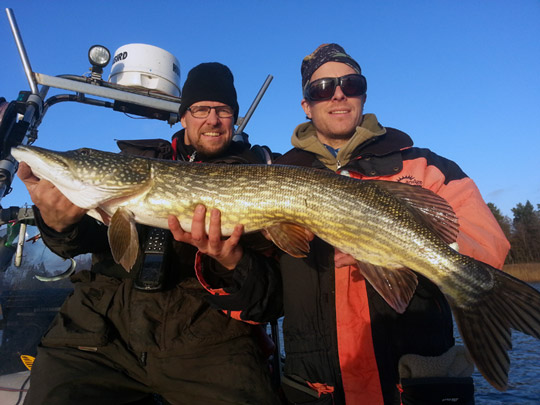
[
  {"left": 180, "top": 115, "right": 192, "bottom": 145},
  {"left": 301, "top": 98, "right": 312, "bottom": 119}
]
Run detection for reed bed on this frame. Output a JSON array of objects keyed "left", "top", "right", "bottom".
[{"left": 503, "top": 263, "right": 540, "bottom": 283}]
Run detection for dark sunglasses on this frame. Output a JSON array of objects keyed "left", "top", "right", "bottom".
[{"left": 303, "top": 74, "right": 367, "bottom": 101}]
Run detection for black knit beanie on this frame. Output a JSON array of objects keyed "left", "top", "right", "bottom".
[{"left": 178, "top": 62, "right": 239, "bottom": 121}]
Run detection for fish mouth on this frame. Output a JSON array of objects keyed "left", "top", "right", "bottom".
[
  {"left": 11, "top": 145, "right": 90, "bottom": 204},
  {"left": 10, "top": 145, "right": 151, "bottom": 210},
  {"left": 11, "top": 145, "right": 70, "bottom": 182}
]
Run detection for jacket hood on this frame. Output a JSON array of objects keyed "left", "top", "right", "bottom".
[{"left": 291, "top": 113, "right": 386, "bottom": 171}]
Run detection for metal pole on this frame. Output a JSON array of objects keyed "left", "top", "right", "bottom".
[
  {"left": 235, "top": 74, "right": 273, "bottom": 135},
  {"left": 14, "top": 222, "right": 27, "bottom": 267},
  {"left": 6, "top": 8, "right": 39, "bottom": 95}
]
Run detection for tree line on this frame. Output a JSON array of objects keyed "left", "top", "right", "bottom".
[{"left": 488, "top": 201, "right": 540, "bottom": 264}]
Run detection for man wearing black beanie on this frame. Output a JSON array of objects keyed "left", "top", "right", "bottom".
[
  {"left": 178, "top": 62, "right": 239, "bottom": 121},
  {"left": 175, "top": 62, "right": 240, "bottom": 159},
  {"left": 20, "top": 61, "right": 280, "bottom": 404}
]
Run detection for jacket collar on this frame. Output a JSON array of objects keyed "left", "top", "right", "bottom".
[
  {"left": 289, "top": 113, "right": 414, "bottom": 176},
  {"left": 291, "top": 113, "right": 387, "bottom": 171}
]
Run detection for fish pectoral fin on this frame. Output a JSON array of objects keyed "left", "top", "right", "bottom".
[
  {"left": 265, "top": 223, "right": 311, "bottom": 258},
  {"left": 357, "top": 261, "right": 418, "bottom": 313},
  {"left": 108, "top": 207, "right": 140, "bottom": 271}
]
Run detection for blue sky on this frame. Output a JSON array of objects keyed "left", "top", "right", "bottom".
[{"left": 1, "top": 0, "right": 539, "bottom": 217}]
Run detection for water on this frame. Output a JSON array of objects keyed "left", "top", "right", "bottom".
[
  {"left": 465, "top": 282, "right": 540, "bottom": 405},
  {"left": 274, "top": 282, "right": 540, "bottom": 404},
  {"left": 472, "top": 330, "right": 540, "bottom": 404}
]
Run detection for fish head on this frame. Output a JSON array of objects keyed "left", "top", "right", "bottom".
[{"left": 11, "top": 145, "right": 152, "bottom": 209}]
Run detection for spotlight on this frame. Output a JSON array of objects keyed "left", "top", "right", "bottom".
[{"left": 88, "top": 45, "right": 111, "bottom": 79}]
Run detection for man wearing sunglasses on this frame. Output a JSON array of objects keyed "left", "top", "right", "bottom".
[
  {"left": 274, "top": 44, "right": 509, "bottom": 404},
  {"left": 20, "top": 62, "right": 280, "bottom": 404},
  {"left": 192, "top": 44, "right": 510, "bottom": 404}
]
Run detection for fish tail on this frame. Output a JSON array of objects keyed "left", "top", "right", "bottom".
[{"left": 452, "top": 265, "right": 540, "bottom": 391}]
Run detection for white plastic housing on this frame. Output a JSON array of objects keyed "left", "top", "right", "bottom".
[{"left": 109, "top": 43, "right": 181, "bottom": 97}]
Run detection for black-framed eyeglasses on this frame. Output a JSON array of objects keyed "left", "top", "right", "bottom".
[
  {"left": 303, "top": 74, "right": 367, "bottom": 101},
  {"left": 187, "top": 105, "right": 234, "bottom": 118}
]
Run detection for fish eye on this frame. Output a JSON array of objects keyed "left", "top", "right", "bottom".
[{"left": 77, "top": 148, "right": 92, "bottom": 156}]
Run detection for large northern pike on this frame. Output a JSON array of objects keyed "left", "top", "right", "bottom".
[{"left": 11, "top": 145, "right": 540, "bottom": 391}]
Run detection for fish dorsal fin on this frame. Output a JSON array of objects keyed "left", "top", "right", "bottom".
[
  {"left": 357, "top": 261, "right": 418, "bottom": 313},
  {"left": 108, "top": 207, "right": 140, "bottom": 271},
  {"left": 265, "top": 223, "right": 311, "bottom": 258},
  {"left": 373, "top": 181, "right": 460, "bottom": 245}
]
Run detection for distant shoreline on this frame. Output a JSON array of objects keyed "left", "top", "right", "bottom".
[{"left": 503, "top": 263, "right": 540, "bottom": 283}]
